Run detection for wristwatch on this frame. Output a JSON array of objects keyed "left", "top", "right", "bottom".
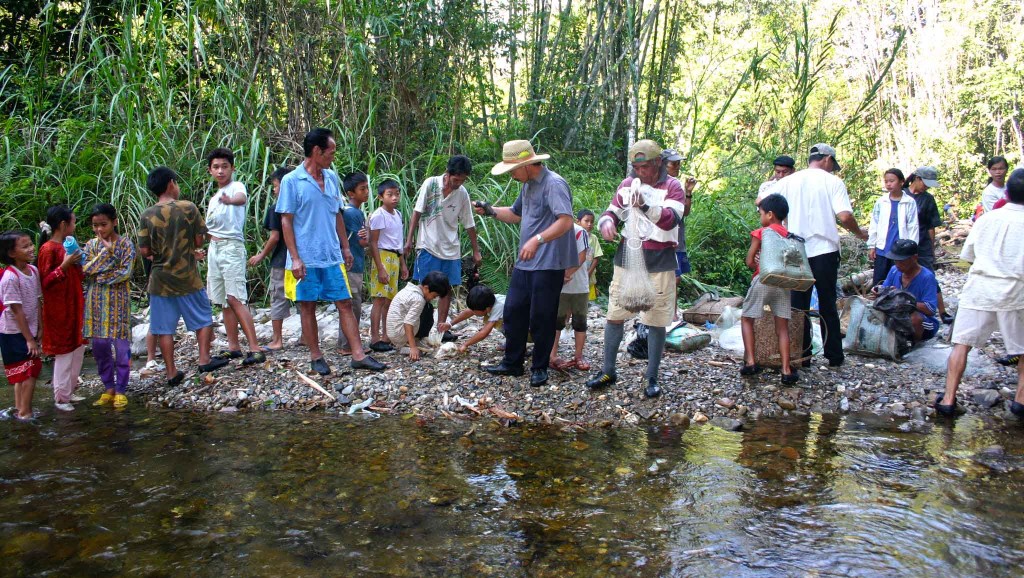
[{"left": 535, "top": 234, "right": 546, "bottom": 244}]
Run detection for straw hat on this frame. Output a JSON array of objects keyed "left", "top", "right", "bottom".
[{"left": 491, "top": 140, "right": 550, "bottom": 175}]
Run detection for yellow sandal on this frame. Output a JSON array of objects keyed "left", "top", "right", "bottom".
[
  {"left": 113, "top": 394, "right": 128, "bottom": 408},
  {"left": 93, "top": 393, "right": 114, "bottom": 406}
]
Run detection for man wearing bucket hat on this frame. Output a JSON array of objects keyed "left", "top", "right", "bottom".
[
  {"left": 905, "top": 166, "right": 953, "bottom": 324},
  {"left": 586, "top": 139, "right": 687, "bottom": 398},
  {"left": 875, "top": 239, "right": 940, "bottom": 343},
  {"left": 474, "top": 140, "right": 576, "bottom": 387},
  {"left": 772, "top": 143, "right": 867, "bottom": 368}
]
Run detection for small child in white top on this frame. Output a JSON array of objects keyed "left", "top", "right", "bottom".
[
  {"left": 0, "top": 231, "right": 43, "bottom": 420},
  {"left": 550, "top": 223, "right": 590, "bottom": 370},
  {"left": 447, "top": 285, "right": 507, "bottom": 353},
  {"left": 384, "top": 272, "right": 451, "bottom": 360}
]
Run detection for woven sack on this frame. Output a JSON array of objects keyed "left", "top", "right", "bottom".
[
  {"left": 753, "top": 310, "right": 808, "bottom": 367},
  {"left": 681, "top": 292, "right": 744, "bottom": 325},
  {"left": 759, "top": 228, "right": 815, "bottom": 291},
  {"left": 842, "top": 296, "right": 900, "bottom": 361}
]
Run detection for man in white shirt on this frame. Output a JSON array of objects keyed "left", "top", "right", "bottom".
[
  {"left": 406, "top": 155, "right": 482, "bottom": 341},
  {"left": 937, "top": 169, "right": 1024, "bottom": 418},
  {"left": 773, "top": 144, "right": 867, "bottom": 367}
]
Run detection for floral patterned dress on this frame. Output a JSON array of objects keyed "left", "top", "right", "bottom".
[{"left": 82, "top": 236, "right": 136, "bottom": 340}]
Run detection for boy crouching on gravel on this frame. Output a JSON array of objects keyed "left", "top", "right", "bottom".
[{"left": 385, "top": 271, "right": 451, "bottom": 361}]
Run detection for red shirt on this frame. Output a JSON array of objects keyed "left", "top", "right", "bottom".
[
  {"left": 37, "top": 240, "right": 85, "bottom": 355},
  {"left": 751, "top": 223, "right": 789, "bottom": 278}
]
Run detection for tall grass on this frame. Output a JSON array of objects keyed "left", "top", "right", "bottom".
[{"left": 0, "top": 0, "right": 910, "bottom": 303}]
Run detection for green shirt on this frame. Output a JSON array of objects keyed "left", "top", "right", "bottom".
[{"left": 138, "top": 200, "right": 207, "bottom": 297}]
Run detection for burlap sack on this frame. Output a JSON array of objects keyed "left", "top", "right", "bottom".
[{"left": 682, "top": 292, "right": 743, "bottom": 325}]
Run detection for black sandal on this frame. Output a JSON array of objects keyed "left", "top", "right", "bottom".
[
  {"left": 740, "top": 364, "right": 763, "bottom": 376},
  {"left": 198, "top": 357, "right": 229, "bottom": 373},
  {"left": 934, "top": 394, "right": 957, "bottom": 417},
  {"left": 167, "top": 371, "right": 185, "bottom": 387}
]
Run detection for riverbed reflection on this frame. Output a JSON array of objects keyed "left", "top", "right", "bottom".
[{"left": 1, "top": 398, "right": 1022, "bottom": 576}]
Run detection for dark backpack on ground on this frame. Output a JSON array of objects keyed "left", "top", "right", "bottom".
[{"left": 627, "top": 322, "right": 649, "bottom": 359}]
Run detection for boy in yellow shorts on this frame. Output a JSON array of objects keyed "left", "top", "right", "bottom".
[{"left": 368, "top": 179, "right": 408, "bottom": 351}]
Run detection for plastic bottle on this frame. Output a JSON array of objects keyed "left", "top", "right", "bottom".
[{"left": 63, "top": 236, "right": 79, "bottom": 254}]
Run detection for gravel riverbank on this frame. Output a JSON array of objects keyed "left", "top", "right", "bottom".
[{"left": 73, "top": 260, "right": 1021, "bottom": 430}]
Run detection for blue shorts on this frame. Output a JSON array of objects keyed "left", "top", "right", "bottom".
[
  {"left": 150, "top": 290, "right": 214, "bottom": 335},
  {"left": 294, "top": 265, "right": 351, "bottom": 303},
  {"left": 413, "top": 249, "right": 462, "bottom": 287},
  {"left": 675, "top": 251, "right": 691, "bottom": 277}
]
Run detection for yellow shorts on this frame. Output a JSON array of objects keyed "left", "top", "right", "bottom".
[
  {"left": 284, "top": 263, "right": 350, "bottom": 302},
  {"left": 369, "top": 250, "right": 401, "bottom": 299}
]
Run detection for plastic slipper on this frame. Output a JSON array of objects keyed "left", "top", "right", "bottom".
[{"left": 551, "top": 358, "right": 575, "bottom": 371}]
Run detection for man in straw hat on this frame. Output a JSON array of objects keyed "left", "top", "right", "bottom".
[
  {"left": 586, "top": 139, "right": 687, "bottom": 398},
  {"left": 474, "top": 140, "right": 576, "bottom": 387}
]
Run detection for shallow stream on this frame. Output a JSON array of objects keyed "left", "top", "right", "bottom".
[{"left": 2, "top": 393, "right": 1023, "bottom": 577}]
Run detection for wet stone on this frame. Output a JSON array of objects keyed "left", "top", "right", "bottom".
[
  {"left": 708, "top": 417, "right": 743, "bottom": 431},
  {"left": 973, "top": 389, "right": 1001, "bottom": 408},
  {"left": 669, "top": 413, "right": 690, "bottom": 427}
]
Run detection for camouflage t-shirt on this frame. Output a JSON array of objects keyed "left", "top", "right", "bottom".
[{"left": 138, "top": 200, "right": 208, "bottom": 297}]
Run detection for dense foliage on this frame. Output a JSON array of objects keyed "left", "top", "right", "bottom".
[{"left": 0, "top": 0, "right": 1020, "bottom": 300}]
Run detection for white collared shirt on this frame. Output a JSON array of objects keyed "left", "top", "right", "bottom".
[
  {"left": 772, "top": 168, "right": 854, "bottom": 258},
  {"left": 959, "top": 203, "right": 1024, "bottom": 311}
]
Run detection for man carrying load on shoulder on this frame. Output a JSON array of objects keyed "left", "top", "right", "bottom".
[{"left": 586, "top": 139, "right": 686, "bottom": 399}]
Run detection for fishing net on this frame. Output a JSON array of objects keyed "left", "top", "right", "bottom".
[{"left": 618, "top": 178, "right": 657, "bottom": 313}]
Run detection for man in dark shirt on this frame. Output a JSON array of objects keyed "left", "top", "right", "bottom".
[
  {"left": 475, "top": 140, "right": 575, "bottom": 387},
  {"left": 248, "top": 166, "right": 293, "bottom": 350}
]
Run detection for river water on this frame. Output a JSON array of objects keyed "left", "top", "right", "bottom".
[{"left": 1, "top": 394, "right": 1023, "bottom": 577}]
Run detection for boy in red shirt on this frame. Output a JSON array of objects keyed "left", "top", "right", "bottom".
[{"left": 740, "top": 193, "right": 798, "bottom": 384}]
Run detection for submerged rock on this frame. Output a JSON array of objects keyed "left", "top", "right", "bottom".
[{"left": 708, "top": 417, "right": 743, "bottom": 431}]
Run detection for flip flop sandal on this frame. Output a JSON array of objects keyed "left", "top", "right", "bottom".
[
  {"left": 575, "top": 359, "right": 591, "bottom": 371},
  {"left": 550, "top": 358, "right": 575, "bottom": 371}
]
